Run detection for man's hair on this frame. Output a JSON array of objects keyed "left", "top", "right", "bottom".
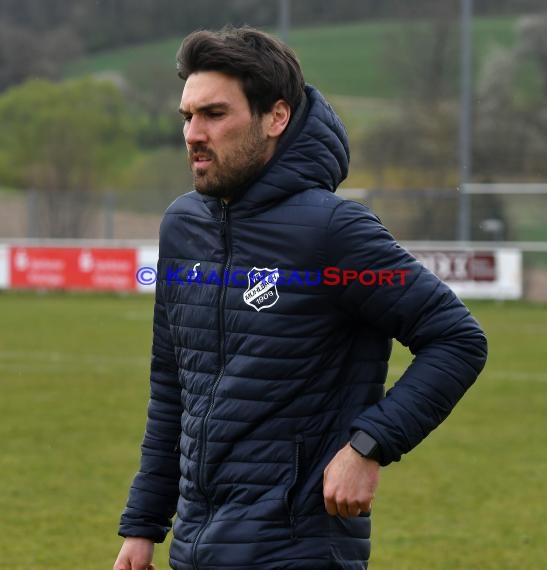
[{"left": 176, "top": 26, "right": 305, "bottom": 116}]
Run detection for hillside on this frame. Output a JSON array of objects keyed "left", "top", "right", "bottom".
[{"left": 65, "top": 17, "right": 518, "bottom": 99}]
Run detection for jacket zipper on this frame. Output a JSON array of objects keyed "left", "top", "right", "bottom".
[
  {"left": 286, "top": 434, "right": 304, "bottom": 539},
  {"left": 192, "top": 200, "right": 231, "bottom": 570}
]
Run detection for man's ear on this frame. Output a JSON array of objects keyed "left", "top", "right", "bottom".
[{"left": 264, "top": 100, "right": 291, "bottom": 139}]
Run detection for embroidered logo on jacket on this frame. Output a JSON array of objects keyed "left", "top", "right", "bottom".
[{"left": 243, "top": 267, "right": 280, "bottom": 311}]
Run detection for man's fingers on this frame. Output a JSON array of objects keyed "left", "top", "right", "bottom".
[
  {"left": 338, "top": 501, "right": 363, "bottom": 518},
  {"left": 324, "top": 492, "right": 371, "bottom": 518},
  {"left": 113, "top": 556, "right": 155, "bottom": 570},
  {"left": 338, "top": 502, "right": 351, "bottom": 518},
  {"left": 129, "top": 561, "right": 152, "bottom": 570},
  {"left": 347, "top": 502, "right": 362, "bottom": 517},
  {"left": 113, "top": 563, "right": 146, "bottom": 570},
  {"left": 324, "top": 493, "right": 338, "bottom": 516}
]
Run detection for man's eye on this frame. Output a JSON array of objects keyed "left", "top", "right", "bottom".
[{"left": 207, "top": 112, "right": 224, "bottom": 119}]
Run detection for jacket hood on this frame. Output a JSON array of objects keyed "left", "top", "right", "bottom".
[{"left": 202, "top": 85, "right": 350, "bottom": 216}]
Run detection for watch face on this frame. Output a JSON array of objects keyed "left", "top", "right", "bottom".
[{"left": 351, "top": 431, "right": 379, "bottom": 458}]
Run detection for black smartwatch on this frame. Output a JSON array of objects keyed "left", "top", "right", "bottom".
[{"left": 350, "top": 430, "right": 382, "bottom": 463}]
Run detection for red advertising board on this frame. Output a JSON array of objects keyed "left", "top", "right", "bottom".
[{"left": 9, "top": 247, "right": 137, "bottom": 291}]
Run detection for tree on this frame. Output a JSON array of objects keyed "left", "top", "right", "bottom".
[
  {"left": 515, "top": 13, "right": 547, "bottom": 99},
  {"left": 359, "top": 5, "right": 460, "bottom": 190},
  {"left": 470, "top": 16, "right": 547, "bottom": 240},
  {"left": 474, "top": 16, "right": 547, "bottom": 180},
  {"left": 0, "top": 77, "right": 135, "bottom": 237},
  {"left": 123, "top": 60, "right": 182, "bottom": 148},
  {"left": 0, "top": 22, "right": 81, "bottom": 91},
  {"left": 381, "top": 2, "right": 459, "bottom": 107}
]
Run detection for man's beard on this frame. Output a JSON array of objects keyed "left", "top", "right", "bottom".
[{"left": 188, "top": 118, "right": 269, "bottom": 201}]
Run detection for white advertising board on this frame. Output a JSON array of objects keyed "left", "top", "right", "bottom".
[
  {"left": 137, "top": 246, "right": 159, "bottom": 293},
  {"left": 0, "top": 245, "right": 9, "bottom": 289},
  {"left": 411, "top": 248, "right": 522, "bottom": 300}
]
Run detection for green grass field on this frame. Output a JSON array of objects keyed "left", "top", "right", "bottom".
[
  {"left": 1, "top": 292, "right": 546, "bottom": 569},
  {"left": 65, "top": 17, "right": 518, "bottom": 99}
]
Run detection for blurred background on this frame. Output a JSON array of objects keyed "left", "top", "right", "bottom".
[
  {"left": 2, "top": 0, "right": 547, "bottom": 297},
  {"left": 0, "top": 0, "right": 545, "bottom": 237},
  {"left": 1, "top": 1, "right": 546, "bottom": 569}
]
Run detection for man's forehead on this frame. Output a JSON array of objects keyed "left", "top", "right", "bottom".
[{"left": 180, "top": 71, "right": 246, "bottom": 110}]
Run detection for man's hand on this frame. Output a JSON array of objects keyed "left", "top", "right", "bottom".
[
  {"left": 323, "top": 442, "right": 380, "bottom": 517},
  {"left": 113, "top": 537, "right": 156, "bottom": 570}
]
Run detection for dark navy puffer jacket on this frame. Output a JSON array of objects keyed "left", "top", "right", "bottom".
[{"left": 119, "top": 86, "right": 487, "bottom": 569}]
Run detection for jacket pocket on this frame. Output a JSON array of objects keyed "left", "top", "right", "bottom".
[{"left": 284, "top": 434, "right": 304, "bottom": 539}]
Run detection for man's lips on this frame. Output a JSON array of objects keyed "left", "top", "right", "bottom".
[{"left": 190, "top": 152, "right": 213, "bottom": 169}]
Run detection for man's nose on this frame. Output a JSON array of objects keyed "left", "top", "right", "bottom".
[{"left": 184, "top": 117, "right": 207, "bottom": 145}]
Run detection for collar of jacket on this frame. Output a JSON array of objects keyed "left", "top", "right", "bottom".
[{"left": 201, "top": 84, "right": 350, "bottom": 220}]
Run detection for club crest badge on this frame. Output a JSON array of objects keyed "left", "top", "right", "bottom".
[{"left": 243, "top": 267, "right": 280, "bottom": 311}]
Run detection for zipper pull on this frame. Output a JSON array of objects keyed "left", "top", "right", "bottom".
[{"left": 220, "top": 200, "right": 228, "bottom": 236}]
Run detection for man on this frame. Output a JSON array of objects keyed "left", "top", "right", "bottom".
[{"left": 114, "top": 26, "right": 487, "bottom": 570}]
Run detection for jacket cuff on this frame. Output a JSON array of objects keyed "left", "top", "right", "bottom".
[
  {"left": 350, "top": 421, "right": 394, "bottom": 467},
  {"left": 118, "top": 522, "right": 170, "bottom": 544}
]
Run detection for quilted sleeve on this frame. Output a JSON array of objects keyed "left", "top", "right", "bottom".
[
  {"left": 118, "top": 278, "right": 182, "bottom": 542},
  {"left": 326, "top": 200, "right": 488, "bottom": 466}
]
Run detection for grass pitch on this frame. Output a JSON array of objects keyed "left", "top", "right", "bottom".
[{"left": 0, "top": 292, "right": 545, "bottom": 569}]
